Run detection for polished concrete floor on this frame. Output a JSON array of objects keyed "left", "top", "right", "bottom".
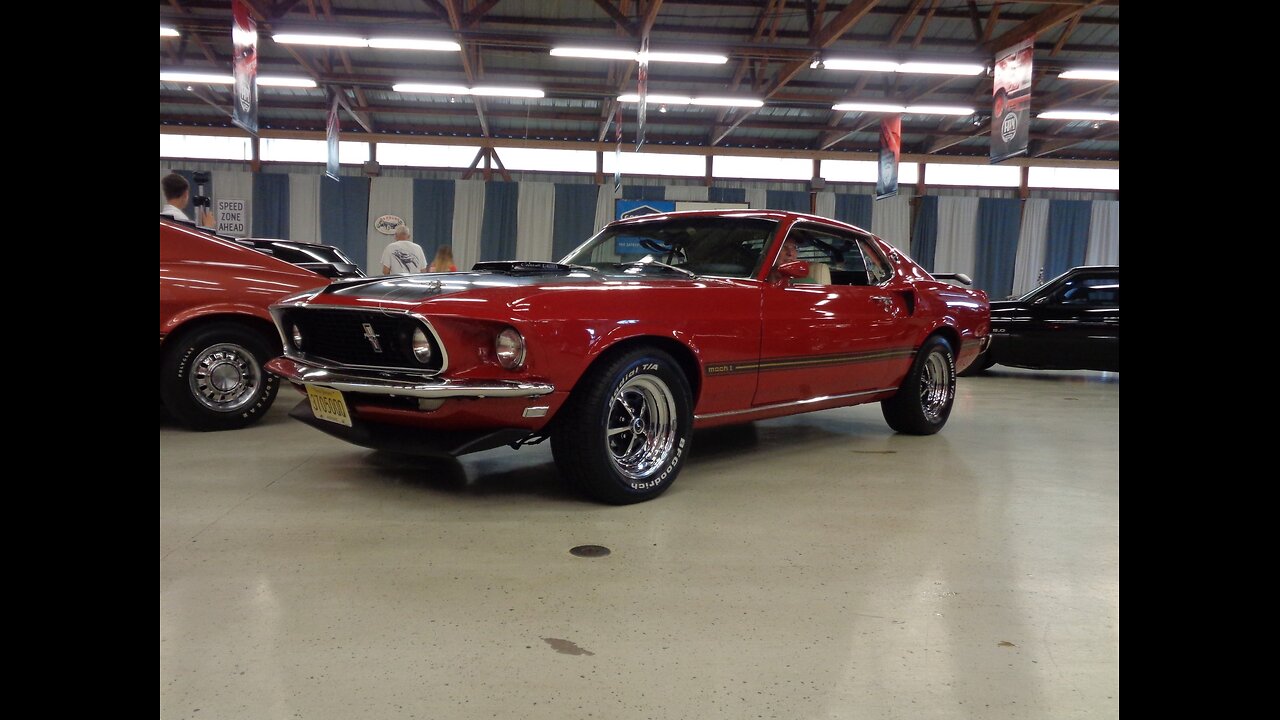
[{"left": 160, "top": 366, "right": 1118, "bottom": 720}]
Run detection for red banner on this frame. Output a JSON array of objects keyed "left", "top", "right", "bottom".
[
  {"left": 876, "top": 114, "right": 901, "bottom": 200},
  {"left": 231, "top": 0, "right": 258, "bottom": 135},
  {"left": 636, "top": 36, "right": 649, "bottom": 149},
  {"left": 991, "top": 37, "right": 1033, "bottom": 163}
]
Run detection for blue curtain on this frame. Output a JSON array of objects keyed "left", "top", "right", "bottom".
[
  {"left": 708, "top": 187, "right": 746, "bottom": 203},
  {"left": 1044, "top": 200, "right": 1092, "bottom": 280},
  {"left": 974, "top": 198, "right": 1022, "bottom": 299},
  {"left": 252, "top": 173, "right": 289, "bottom": 238},
  {"left": 553, "top": 184, "right": 599, "bottom": 260},
  {"left": 622, "top": 185, "right": 665, "bottom": 200},
  {"left": 479, "top": 181, "right": 519, "bottom": 262},
  {"left": 767, "top": 189, "right": 809, "bottom": 212},
  {"left": 911, "top": 196, "right": 939, "bottom": 272},
  {"left": 320, "top": 176, "right": 371, "bottom": 272},
  {"left": 834, "top": 194, "right": 873, "bottom": 229},
  {"left": 412, "top": 178, "right": 455, "bottom": 261}
]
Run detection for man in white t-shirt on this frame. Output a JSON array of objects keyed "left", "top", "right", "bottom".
[
  {"left": 381, "top": 224, "right": 428, "bottom": 275},
  {"left": 160, "top": 173, "right": 212, "bottom": 225}
]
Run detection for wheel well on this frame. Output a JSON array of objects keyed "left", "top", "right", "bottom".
[
  {"left": 160, "top": 314, "right": 281, "bottom": 361},
  {"left": 589, "top": 336, "right": 703, "bottom": 405},
  {"left": 929, "top": 326, "right": 961, "bottom": 354}
]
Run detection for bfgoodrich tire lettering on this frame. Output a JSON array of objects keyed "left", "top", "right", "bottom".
[
  {"left": 552, "top": 348, "right": 693, "bottom": 504},
  {"left": 160, "top": 321, "right": 280, "bottom": 431},
  {"left": 881, "top": 334, "right": 956, "bottom": 435}
]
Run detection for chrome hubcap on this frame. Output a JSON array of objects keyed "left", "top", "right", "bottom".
[
  {"left": 190, "top": 343, "right": 261, "bottom": 413},
  {"left": 606, "top": 375, "right": 678, "bottom": 480},
  {"left": 919, "top": 350, "right": 953, "bottom": 422}
]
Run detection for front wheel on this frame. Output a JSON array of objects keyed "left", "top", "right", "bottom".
[
  {"left": 881, "top": 335, "right": 956, "bottom": 435},
  {"left": 552, "top": 348, "right": 693, "bottom": 504},
  {"left": 160, "top": 322, "right": 280, "bottom": 431}
]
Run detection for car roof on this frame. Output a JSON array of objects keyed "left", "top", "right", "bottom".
[{"left": 607, "top": 209, "right": 874, "bottom": 237}]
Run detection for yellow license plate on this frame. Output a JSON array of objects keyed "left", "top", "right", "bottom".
[{"left": 306, "top": 385, "right": 352, "bottom": 427}]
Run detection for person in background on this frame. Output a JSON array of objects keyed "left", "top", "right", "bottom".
[
  {"left": 381, "top": 224, "right": 428, "bottom": 275},
  {"left": 161, "top": 173, "right": 213, "bottom": 226},
  {"left": 429, "top": 245, "right": 457, "bottom": 273}
]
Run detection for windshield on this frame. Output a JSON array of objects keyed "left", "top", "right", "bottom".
[{"left": 560, "top": 216, "right": 778, "bottom": 279}]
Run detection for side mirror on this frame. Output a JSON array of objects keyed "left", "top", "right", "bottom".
[{"left": 775, "top": 261, "right": 809, "bottom": 283}]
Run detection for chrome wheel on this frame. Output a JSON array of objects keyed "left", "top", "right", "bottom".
[
  {"left": 919, "top": 349, "right": 953, "bottom": 422},
  {"left": 606, "top": 375, "right": 678, "bottom": 480},
  {"left": 189, "top": 342, "right": 262, "bottom": 413}
]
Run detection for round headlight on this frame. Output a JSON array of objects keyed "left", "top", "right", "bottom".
[
  {"left": 412, "top": 328, "right": 433, "bottom": 363},
  {"left": 291, "top": 324, "right": 303, "bottom": 350},
  {"left": 495, "top": 328, "right": 525, "bottom": 370}
]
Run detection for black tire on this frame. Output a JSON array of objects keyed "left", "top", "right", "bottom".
[
  {"left": 881, "top": 335, "right": 956, "bottom": 435},
  {"left": 160, "top": 321, "right": 280, "bottom": 431},
  {"left": 958, "top": 347, "right": 995, "bottom": 376},
  {"left": 551, "top": 348, "right": 693, "bottom": 504}
]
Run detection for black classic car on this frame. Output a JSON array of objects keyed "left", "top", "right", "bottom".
[
  {"left": 234, "top": 238, "right": 365, "bottom": 279},
  {"left": 962, "top": 265, "right": 1118, "bottom": 374}
]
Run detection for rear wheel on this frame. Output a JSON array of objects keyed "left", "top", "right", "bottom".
[
  {"left": 882, "top": 335, "right": 956, "bottom": 435},
  {"left": 552, "top": 348, "right": 693, "bottom": 504},
  {"left": 160, "top": 322, "right": 280, "bottom": 431}
]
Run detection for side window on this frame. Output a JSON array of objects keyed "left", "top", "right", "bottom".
[
  {"left": 1049, "top": 275, "right": 1120, "bottom": 305},
  {"left": 783, "top": 227, "right": 849, "bottom": 286},
  {"left": 856, "top": 237, "right": 891, "bottom": 284}
]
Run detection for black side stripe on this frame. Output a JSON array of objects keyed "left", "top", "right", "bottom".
[{"left": 705, "top": 346, "right": 916, "bottom": 376}]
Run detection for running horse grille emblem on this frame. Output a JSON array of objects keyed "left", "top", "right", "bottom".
[{"left": 361, "top": 323, "right": 384, "bottom": 353}]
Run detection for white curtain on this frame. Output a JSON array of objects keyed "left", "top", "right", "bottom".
[
  {"left": 1012, "top": 198, "right": 1050, "bottom": 295},
  {"left": 516, "top": 182, "right": 556, "bottom": 261},
  {"left": 451, "top": 180, "right": 486, "bottom": 272},
  {"left": 665, "top": 185, "right": 709, "bottom": 202},
  {"left": 202, "top": 170, "right": 247, "bottom": 236},
  {"left": 814, "top": 191, "right": 836, "bottom": 220},
  {"left": 871, "top": 194, "right": 912, "bottom": 249},
  {"left": 933, "top": 196, "right": 980, "bottom": 277},
  {"left": 288, "top": 174, "right": 321, "bottom": 243},
  {"left": 367, "top": 177, "right": 415, "bottom": 271},
  {"left": 745, "top": 188, "right": 768, "bottom": 210},
  {"left": 1086, "top": 201, "right": 1120, "bottom": 266},
  {"left": 593, "top": 184, "right": 615, "bottom": 234}
]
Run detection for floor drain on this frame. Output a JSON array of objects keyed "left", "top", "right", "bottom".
[{"left": 570, "top": 545, "right": 611, "bottom": 558}]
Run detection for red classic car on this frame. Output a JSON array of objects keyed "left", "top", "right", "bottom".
[
  {"left": 160, "top": 217, "right": 329, "bottom": 430},
  {"left": 266, "top": 211, "right": 990, "bottom": 503}
]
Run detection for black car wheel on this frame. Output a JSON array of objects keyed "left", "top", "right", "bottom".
[
  {"left": 160, "top": 322, "right": 280, "bottom": 431},
  {"left": 882, "top": 335, "right": 956, "bottom": 435},
  {"left": 552, "top": 348, "right": 693, "bottom": 504}
]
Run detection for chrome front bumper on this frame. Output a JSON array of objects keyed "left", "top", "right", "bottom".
[{"left": 265, "top": 357, "right": 554, "bottom": 399}]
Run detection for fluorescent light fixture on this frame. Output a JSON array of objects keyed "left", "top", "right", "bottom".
[
  {"left": 273, "top": 34, "right": 459, "bottom": 51},
  {"left": 551, "top": 47, "right": 727, "bottom": 64},
  {"left": 813, "top": 59, "right": 898, "bottom": 72},
  {"left": 832, "top": 102, "right": 906, "bottom": 113},
  {"left": 368, "top": 38, "right": 461, "bottom": 51},
  {"left": 470, "top": 86, "right": 545, "bottom": 98},
  {"left": 393, "top": 83, "right": 544, "bottom": 98},
  {"left": 904, "top": 104, "right": 975, "bottom": 115},
  {"left": 160, "top": 26, "right": 179, "bottom": 37},
  {"left": 161, "top": 71, "right": 233, "bottom": 84},
  {"left": 259, "top": 76, "right": 317, "bottom": 88},
  {"left": 644, "top": 51, "right": 727, "bottom": 64},
  {"left": 551, "top": 47, "right": 638, "bottom": 61},
  {"left": 161, "top": 71, "right": 316, "bottom": 88},
  {"left": 1039, "top": 110, "right": 1119, "bottom": 121},
  {"left": 897, "top": 62, "right": 985, "bottom": 75},
  {"left": 272, "top": 33, "right": 367, "bottom": 47},
  {"left": 690, "top": 97, "right": 764, "bottom": 107},
  {"left": 1059, "top": 69, "right": 1120, "bottom": 81},
  {"left": 618, "top": 94, "right": 693, "bottom": 104}
]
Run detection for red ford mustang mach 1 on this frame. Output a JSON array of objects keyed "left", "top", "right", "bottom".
[{"left": 267, "top": 211, "right": 990, "bottom": 503}]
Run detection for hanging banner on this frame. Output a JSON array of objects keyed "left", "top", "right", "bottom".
[
  {"left": 231, "top": 0, "right": 259, "bottom": 135},
  {"left": 991, "top": 37, "right": 1033, "bottom": 164},
  {"left": 876, "top": 114, "right": 902, "bottom": 200},
  {"left": 636, "top": 36, "right": 649, "bottom": 149},
  {"left": 326, "top": 89, "right": 341, "bottom": 181},
  {"left": 613, "top": 103, "right": 623, "bottom": 194}
]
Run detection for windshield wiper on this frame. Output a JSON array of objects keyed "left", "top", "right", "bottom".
[{"left": 616, "top": 258, "right": 698, "bottom": 279}]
